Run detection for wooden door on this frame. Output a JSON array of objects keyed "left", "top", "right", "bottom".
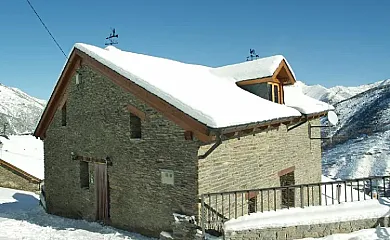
[{"left": 95, "top": 163, "right": 109, "bottom": 223}]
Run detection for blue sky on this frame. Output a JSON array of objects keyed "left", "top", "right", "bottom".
[{"left": 1, "top": 0, "right": 390, "bottom": 100}]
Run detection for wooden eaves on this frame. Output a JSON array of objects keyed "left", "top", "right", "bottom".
[{"left": 207, "top": 111, "right": 328, "bottom": 142}]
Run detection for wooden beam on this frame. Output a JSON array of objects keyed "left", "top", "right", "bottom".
[
  {"left": 273, "top": 60, "right": 296, "bottom": 85},
  {"left": 125, "top": 104, "right": 146, "bottom": 121},
  {"left": 236, "top": 77, "right": 275, "bottom": 86},
  {"left": 278, "top": 166, "right": 296, "bottom": 177}
]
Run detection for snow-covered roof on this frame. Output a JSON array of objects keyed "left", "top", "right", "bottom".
[
  {"left": 211, "top": 55, "right": 296, "bottom": 82},
  {"left": 0, "top": 135, "right": 44, "bottom": 180},
  {"left": 75, "top": 44, "right": 304, "bottom": 128},
  {"left": 73, "top": 43, "right": 332, "bottom": 129}
]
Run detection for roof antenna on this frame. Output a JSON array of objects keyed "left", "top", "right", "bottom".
[
  {"left": 105, "top": 28, "right": 119, "bottom": 46},
  {"left": 246, "top": 48, "right": 259, "bottom": 61}
]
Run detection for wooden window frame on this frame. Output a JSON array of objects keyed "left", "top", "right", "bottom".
[{"left": 268, "top": 82, "right": 283, "bottom": 104}]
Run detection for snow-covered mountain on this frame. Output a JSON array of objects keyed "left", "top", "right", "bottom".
[
  {"left": 298, "top": 79, "right": 390, "bottom": 105},
  {"left": 300, "top": 79, "right": 390, "bottom": 179},
  {"left": 0, "top": 83, "right": 45, "bottom": 135}
]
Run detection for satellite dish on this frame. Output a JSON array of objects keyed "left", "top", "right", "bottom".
[{"left": 328, "top": 111, "right": 338, "bottom": 126}]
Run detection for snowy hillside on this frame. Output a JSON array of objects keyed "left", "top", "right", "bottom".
[
  {"left": 298, "top": 79, "right": 390, "bottom": 105},
  {"left": 316, "top": 79, "right": 390, "bottom": 179},
  {"left": 0, "top": 83, "right": 45, "bottom": 135}
]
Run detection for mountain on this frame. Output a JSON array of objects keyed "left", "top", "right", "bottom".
[
  {"left": 0, "top": 83, "right": 46, "bottom": 135},
  {"left": 297, "top": 79, "right": 390, "bottom": 105},
  {"left": 300, "top": 79, "right": 390, "bottom": 179}
]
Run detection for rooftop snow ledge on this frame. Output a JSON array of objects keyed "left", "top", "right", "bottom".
[
  {"left": 74, "top": 43, "right": 302, "bottom": 128},
  {"left": 284, "top": 84, "right": 334, "bottom": 115}
]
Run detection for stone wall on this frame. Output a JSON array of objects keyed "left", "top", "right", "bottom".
[
  {"left": 44, "top": 65, "right": 199, "bottom": 237},
  {"left": 0, "top": 165, "right": 40, "bottom": 192},
  {"left": 198, "top": 120, "right": 322, "bottom": 221},
  {"left": 224, "top": 217, "right": 390, "bottom": 240}
]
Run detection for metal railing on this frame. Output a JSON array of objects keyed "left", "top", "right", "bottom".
[{"left": 200, "top": 175, "right": 390, "bottom": 236}]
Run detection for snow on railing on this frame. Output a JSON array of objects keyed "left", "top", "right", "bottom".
[{"left": 199, "top": 175, "right": 390, "bottom": 237}]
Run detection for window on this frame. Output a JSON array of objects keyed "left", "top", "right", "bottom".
[
  {"left": 268, "top": 83, "right": 281, "bottom": 103},
  {"left": 130, "top": 113, "right": 141, "bottom": 139},
  {"left": 80, "top": 161, "right": 89, "bottom": 188},
  {"left": 239, "top": 82, "right": 282, "bottom": 103},
  {"left": 61, "top": 103, "right": 67, "bottom": 126},
  {"left": 280, "top": 171, "right": 295, "bottom": 208}
]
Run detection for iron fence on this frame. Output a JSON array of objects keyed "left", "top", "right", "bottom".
[{"left": 200, "top": 175, "right": 390, "bottom": 236}]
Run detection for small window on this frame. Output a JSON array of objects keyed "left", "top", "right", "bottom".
[
  {"left": 75, "top": 72, "right": 81, "bottom": 85},
  {"left": 80, "top": 161, "right": 89, "bottom": 188},
  {"left": 130, "top": 113, "right": 141, "bottom": 139},
  {"left": 274, "top": 85, "right": 279, "bottom": 103},
  {"left": 61, "top": 103, "right": 67, "bottom": 126}
]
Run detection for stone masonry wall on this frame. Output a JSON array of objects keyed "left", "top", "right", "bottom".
[
  {"left": 44, "top": 65, "right": 200, "bottom": 237},
  {"left": 198, "top": 120, "right": 322, "bottom": 222},
  {"left": 225, "top": 217, "right": 390, "bottom": 240},
  {"left": 0, "top": 165, "right": 40, "bottom": 192}
]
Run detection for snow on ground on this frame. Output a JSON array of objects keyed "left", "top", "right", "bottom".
[
  {"left": 0, "top": 135, "right": 44, "bottom": 180},
  {"left": 300, "top": 227, "right": 390, "bottom": 240},
  {"left": 323, "top": 130, "right": 390, "bottom": 179},
  {"left": 224, "top": 198, "right": 390, "bottom": 232},
  {"left": 0, "top": 187, "right": 155, "bottom": 240}
]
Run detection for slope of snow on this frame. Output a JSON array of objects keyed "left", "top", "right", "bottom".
[
  {"left": 300, "top": 227, "right": 390, "bottom": 240},
  {"left": 75, "top": 43, "right": 305, "bottom": 128},
  {"left": 0, "top": 135, "right": 44, "bottom": 180},
  {"left": 0, "top": 83, "right": 46, "bottom": 135},
  {"left": 211, "top": 55, "right": 295, "bottom": 81},
  {"left": 0, "top": 187, "right": 155, "bottom": 240},
  {"left": 323, "top": 130, "right": 390, "bottom": 179}
]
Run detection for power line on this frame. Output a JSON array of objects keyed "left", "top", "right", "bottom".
[{"left": 25, "top": 0, "right": 68, "bottom": 59}]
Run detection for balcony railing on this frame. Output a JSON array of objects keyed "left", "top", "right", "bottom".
[{"left": 199, "top": 175, "right": 390, "bottom": 237}]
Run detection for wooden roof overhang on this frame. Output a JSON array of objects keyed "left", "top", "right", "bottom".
[
  {"left": 236, "top": 59, "right": 296, "bottom": 87},
  {"left": 33, "top": 48, "right": 212, "bottom": 142},
  {"left": 0, "top": 159, "right": 42, "bottom": 184},
  {"left": 207, "top": 111, "right": 328, "bottom": 142}
]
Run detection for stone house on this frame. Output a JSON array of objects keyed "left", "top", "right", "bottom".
[
  {"left": 33, "top": 43, "right": 333, "bottom": 238},
  {"left": 0, "top": 135, "right": 44, "bottom": 192}
]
